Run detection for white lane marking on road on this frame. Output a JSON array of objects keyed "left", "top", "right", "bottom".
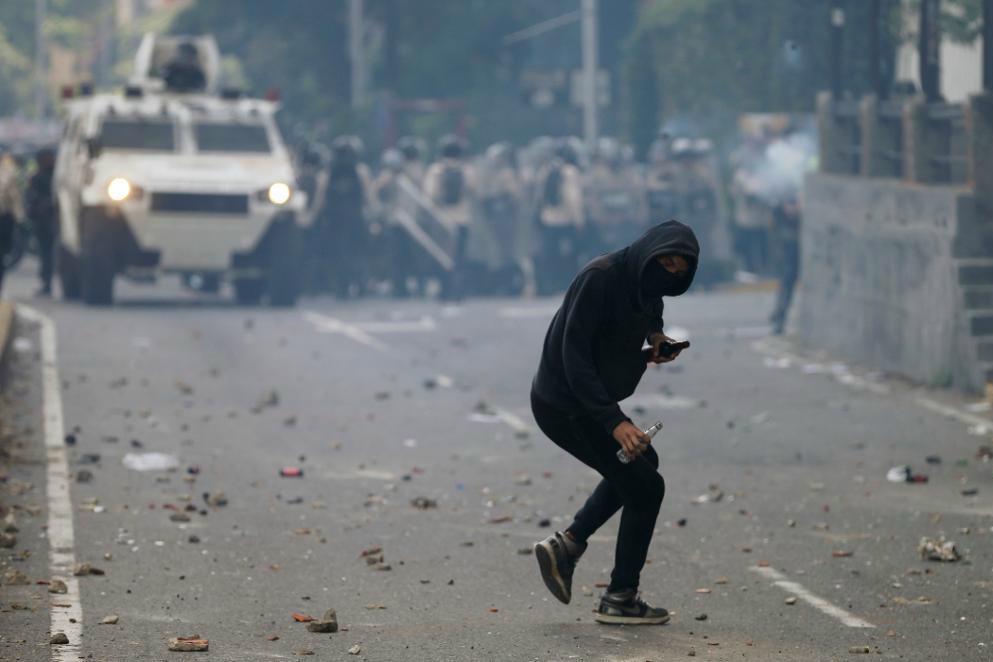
[
  {"left": 19, "top": 305, "right": 83, "bottom": 658},
  {"left": 751, "top": 339, "right": 891, "bottom": 394},
  {"left": 749, "top": 566, "right": 874, "bottom": 629},
  {"left": 498, "top": 305, "right": 558, "bottom": 319},
  {"left": 359, "top": 316, "right": 437, "bottom": 333},
  {"left": 916, "top": 396, "right": 993, "bottom": 430},
  {"left": 303, "top": 311, "right": 387, "bottom": 351}
]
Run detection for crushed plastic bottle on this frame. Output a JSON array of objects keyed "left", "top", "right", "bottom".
[{"left": 617, "top": 421, "right": 663, "bottom": 464}]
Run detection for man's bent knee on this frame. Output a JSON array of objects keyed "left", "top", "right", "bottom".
[{"left": 646, "top": 474, "right": 665, "bottom": 509}]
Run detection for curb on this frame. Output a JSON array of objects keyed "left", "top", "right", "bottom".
[{"left": 0, "top": 300, "right": 14, "bottom": 371}]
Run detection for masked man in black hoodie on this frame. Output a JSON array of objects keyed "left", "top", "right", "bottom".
[{"left": 531, "top": 219, "right": 699, "bottom": 625}]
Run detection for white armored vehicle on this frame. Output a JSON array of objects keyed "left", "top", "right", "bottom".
[{"left": 54, "top": 34, "right": 307, "bottom": 305}]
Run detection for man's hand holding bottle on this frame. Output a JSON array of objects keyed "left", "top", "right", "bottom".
[{"left": 612, "top": 421, "right": 650, "bottom": 459}]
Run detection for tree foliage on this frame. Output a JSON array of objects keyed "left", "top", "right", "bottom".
[{"left": 620, "top": 0, "right": 902, "bottom": 151}]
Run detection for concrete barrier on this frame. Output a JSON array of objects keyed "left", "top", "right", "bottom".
[{"left": 797, "top": 173, "right": 990, "bottom": 391}]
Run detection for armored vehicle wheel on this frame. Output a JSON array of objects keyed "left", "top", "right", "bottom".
[
  {"left": 267, "top": 221, "right": 302, "bottom": 308},
  {"left": 234, "top": 278, "right": 265, "bottom": 305},
  {"left": 81, "top": 212, "right": 116, "bottom": 306}
]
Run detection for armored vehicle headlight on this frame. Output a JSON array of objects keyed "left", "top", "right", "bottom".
[
  {"left": 268, "top": 182, "right": 291, "bottom": 205},
  {"left": 107, "top": 177, "right": 132, "bottom": 202}
]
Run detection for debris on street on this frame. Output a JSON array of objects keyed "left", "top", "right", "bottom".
[
  {"left": 918, "top": 537, "right": 961, "bottom": 562},
  {"left": 122, "top": 452, "right": 179, "bottom": 472},
  {"left": 168, "top": 636, "right": 209, "bottom": 652},
  {"left": 3, "top": 569, "right": 29, "bottom": 585},
  {"left": 72, "top": 562, "right": 105, "bottom": 576},
  {"left": 305, "top": 609, "right": 339, "bottom": 633},
  {"left": 50, "top": 632, "right": 69, "bottom": 645},
  {"left": 410, "top": 496, "right": 437, "bottom": 510},
  {"left": 885, "top": 465, "right": 928, "bottom": 483}
]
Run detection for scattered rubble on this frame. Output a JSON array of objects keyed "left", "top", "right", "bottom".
[
  {"left": 251, "top": 389, "right": 280, "bottom": 413},
  {"left": 100, "top": 614, "right": 119, "bottom": 625},
  {"left": 305, "top": 609, "right": 338, "bottom": 633},
  {"left": 3, "top": 569, "right": 29, "bottom": 585},
  {"left": 204, "top": 491, "right": 228, "bottom": 507},
  {"left": 410, "top": 496, "right": 437, "bottom": 510},
  {"left": 692, "top": 485, "right": 724, "bottom": 504},
  {"left": 168, "top": 635, "right": 209, "bottom": 652},
  {"left": 918, "top": 537, "right": 960, "bottom": 562},
  {"left": 72, "top": 562, "right": 105, "bottom": 576},
  {"left": 50, "top": 632, "right": 69, "bottom": 645},
  {"left": 48, "top": 579, "right": 67, "bottom": 594},
  {"left": 886, "top": 465, "right": 927, "bottom": 483}
]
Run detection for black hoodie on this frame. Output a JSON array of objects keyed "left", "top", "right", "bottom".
[{"left": 531, "top": 220, "right": 700, "bottom": 434}]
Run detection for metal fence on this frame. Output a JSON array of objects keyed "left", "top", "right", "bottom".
[
  {"left": 825, "top": 97, "right": 968, "bottom": 186},
  {"left": 926, "top": 103, "right": 967, "bottom": 185}
]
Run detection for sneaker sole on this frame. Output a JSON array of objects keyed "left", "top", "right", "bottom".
[
  {"left": 534, "top": 541, "right": 570, "bottom": 604},
  {"left": 594, "top": 612, "right": 671, "bottom": 626}
]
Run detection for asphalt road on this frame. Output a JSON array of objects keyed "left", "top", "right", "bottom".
[{"left": 1, "top": 265, "right": 992, "bottom": 662}]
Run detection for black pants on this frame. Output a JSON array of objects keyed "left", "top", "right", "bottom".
[
  {"left": 770, "top": 239, "right": 800, "bottom": 333},
  {"left": 0, "top": 213, "right": 14, "bottom": 295},
  {"left": 441, "top": 226, "right": 468, "bottom": 301},
  {"left": 531, "top": 392, "right": 665, "bottom": 592},
  {"left": 35, "top": 218, "right": 55, "bottom": 292}
]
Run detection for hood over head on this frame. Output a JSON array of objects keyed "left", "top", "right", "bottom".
[{"left": 625, "top": 219, "right": 700, "bottom": 307}]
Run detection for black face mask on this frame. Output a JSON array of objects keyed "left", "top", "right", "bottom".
[{"left": 641, "top": 260, "right": 687, "bottom": 298}]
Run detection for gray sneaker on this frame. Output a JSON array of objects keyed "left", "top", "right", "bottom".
[
  {"left": 595, "top": 588, "right": 670, "bottom": 625},
  {"left": 534, "top": 531, "right": 586, "bottom": 604}
]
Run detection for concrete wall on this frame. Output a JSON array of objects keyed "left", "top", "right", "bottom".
[{"left": 797, "top": 173, "right": 984, "bottom": 390}]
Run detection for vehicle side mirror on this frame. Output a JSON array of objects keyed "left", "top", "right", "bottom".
[{"left": 86, "top": 138, "right": 102, "bottom": 158}]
